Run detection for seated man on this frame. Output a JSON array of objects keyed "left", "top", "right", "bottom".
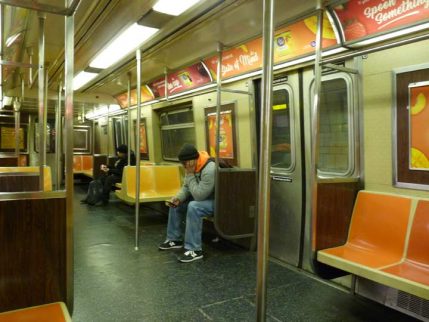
[
  {"left": 159, "top": 143, "right": 215, "bottom": 263},
  {"left": 81, "top": 144, "right": 135, "bottom": 205}
]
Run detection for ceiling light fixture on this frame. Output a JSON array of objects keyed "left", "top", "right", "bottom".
[
  {"left": 6, "top": 32, "right": 22, "bottom": 47},
  {"left": 153, "top": 0, "right": 201, "bottom": 16},
  {"left": 73, "top": 71, "right": 98, "bottom": 91},
  {"left": 89, "top": 23, "right": 158, "bottom": 69}
]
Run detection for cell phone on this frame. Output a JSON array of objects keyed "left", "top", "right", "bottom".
[{"left": 165, "top": 200, "right": 177, "bottom": 208}]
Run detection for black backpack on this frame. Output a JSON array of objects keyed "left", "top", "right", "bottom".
[
  {"left": 86, "top": 179, "right": 104, "bottom": 205},
  {"left": 201, "top": 157, "right": 233, "bottom": 171}
]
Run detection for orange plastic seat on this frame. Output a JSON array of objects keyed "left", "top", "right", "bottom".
[
  {"left": 81, "top": 155, "right": 93, "bottom": 171},
  {"left": 382, "top": 200, "right": 429, "bottom": 286},
  {"left": 73, "top": 155, "right": 82, "bottom": 172},
  {"left": 318, "top": 191, "right": 411, "bottom": 268},
  {"left": 0, "top": 302, "right": 71, "bottom": 322}
]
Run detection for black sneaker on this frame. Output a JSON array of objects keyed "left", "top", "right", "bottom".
[
  {"left": 178, "top": 250, "right": 203, "bottom": 263},
  {"left": 158, "top": 240, "right": 183, "bottom": 250}
]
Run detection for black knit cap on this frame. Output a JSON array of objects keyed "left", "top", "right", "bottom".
[
  {"left": 117, "top": 144, "right": 128, "bottom": 153},
  {"left": 178, "top": 143, "right": 199, "bottom": 161}
]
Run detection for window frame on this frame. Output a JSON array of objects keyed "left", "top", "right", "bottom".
[
  {"left": 271, "top": 83, "right": 296, "bottom": 173},
  {"left": 310, "top": 72, "right": 356, "bottom": 178},
  {"left": 159, "top": 107, "right": 195, "bottom": 161}
]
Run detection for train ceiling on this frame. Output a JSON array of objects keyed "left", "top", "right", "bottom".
[{"left": 1, "top": 0, "right": 317, "bottom": 115}]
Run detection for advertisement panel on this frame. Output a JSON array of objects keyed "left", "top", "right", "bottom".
[
  {"left": 115, "top": 85, "right": 154, "bottom": 108},
  {"left": 333, "top": 0, "right": 429, "bottom": 42},
  {"left": 207, "top": 111, "right": 234, "bottom": 159},
  {"left": 148, "top": 62, "right": 212, "bottom": 98},
  {"left": 409, "top": 82, "right": 429, "bottom": 169},
  {"left": 204, "top": 14, "right": 337, "bottom": 80}
]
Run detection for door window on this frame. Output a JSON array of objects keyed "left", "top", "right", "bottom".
[
  {"left": 271, "top": 86, "right": 293, "bottom": 170},
  {"left": 317, "top": 76, "right": 354, "bottom": 176}
]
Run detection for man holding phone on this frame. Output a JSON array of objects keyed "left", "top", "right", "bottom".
[{"left": 159, "top": 143, "right": 215, "bottom": 263}]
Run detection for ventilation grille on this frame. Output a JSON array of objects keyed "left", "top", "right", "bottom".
[{"left": 395, "top": 291, "right": 429, "bottom": 321}]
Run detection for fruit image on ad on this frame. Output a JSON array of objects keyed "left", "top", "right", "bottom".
[
  {"left": 334, "top": 0, "right": 429, "bottom": 42},
  {"left": 410, "top": 84, "right": 429, "bottom": 169},
  {"left": 303, "top": 14, "right": 336, "bottom": 40}
]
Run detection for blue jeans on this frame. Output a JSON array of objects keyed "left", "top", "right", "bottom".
[{"left": 166, "top": 199, "right": 214, "bottom": 251}]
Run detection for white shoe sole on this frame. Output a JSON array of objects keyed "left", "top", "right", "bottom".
[{"left": 178, "top": 255, "right": 203, "bottom": 263}]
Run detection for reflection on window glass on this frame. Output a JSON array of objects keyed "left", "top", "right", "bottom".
[
  {"left": 319, "top": 78, "right": 350, "bottom": 173},
  {"left": 271, "top": 88, "right": 292, "bottom": 169},
  {"left": 160, "top": 109, "right": 195, "bottom": 160},
  {"left": 161, "top": 128, "right": 196, "bottom": 160}
]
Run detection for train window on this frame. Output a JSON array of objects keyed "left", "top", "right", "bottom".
[
  {"left": 271, "top": 86, "right": 293, "bottom": 170},
  {"left": 160, "top": 109, "right": 195, "bottom": 160},
  {"left": 72, "top": 125, "right": 92, "bottom": 153},
  {"left": 317, "top": 76, "right": 354, "bottom": 176}
]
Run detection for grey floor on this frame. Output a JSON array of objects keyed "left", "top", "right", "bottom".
[{"left": 72, "top": 184, "right": 418, "bottom": 322}]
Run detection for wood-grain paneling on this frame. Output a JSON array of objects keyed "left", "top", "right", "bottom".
[
  {"left": 0, "top": 175, "right": 39, "bottom": 192},
  {"left": 216, "top": 169, "right": 256, "bottom": 237},
  {"left": 316, "top": 181, "right": 360, "bottom": 250},
  {"left": 0, "top": 157, "right": 18, "bottom": 166},
  {"left": 0, "top": 197, "right": 68, "bottom": 312}
]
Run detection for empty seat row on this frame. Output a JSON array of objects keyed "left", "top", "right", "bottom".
[
  {"left": 317, "top": 191, "right": 429, "bottom": 300},
  {"left": 115, "top": 165, "right": 181, "bottom": 205}
]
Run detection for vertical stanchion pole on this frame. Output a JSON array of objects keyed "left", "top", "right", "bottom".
[
  {"left": 213, "top": 42, "right": 223, "bottom": 231},
  {"left": 127, "top": 72, "right": 132, "bottom": 165},
  {"left": 215, "top": 43, "right": 222, "bottom": 172},
  {"left": 256, "top": 0, "right": 275, "bottom": 320},
  {"left": 107, "top": 105, "right": 110, "bottom": 159},
  {"left": 164, "top": 67, "right": 168, "bottom": 100},
  {"left": 56, "top": 83, "right": 62, "bottom": 189},
  {"left": 14, "top": 102, "right": 20, "bottom": 158},
  {"left": 38, "top": 12, "right": 46, "bottom": 191},
  {"left": 135, "top": 49, "right": 142, "bottom": 250},
  {"left": 310, "top": 2, "right": 324, "bottom": 257},
  {"left": 14, "top": 78, "right": 22, "bottom": 160},
  {"left": 64, "top": 0, "right": 75, "bottom": 310}
]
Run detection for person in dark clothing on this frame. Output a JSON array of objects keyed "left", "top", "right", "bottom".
[{"left": 81, "top": 144, "right": 136, "bottom": 205}]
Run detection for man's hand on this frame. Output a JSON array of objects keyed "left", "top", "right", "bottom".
[
  {"left": 166, "top": 197, "right": 180, "bottom": 208},
  {"left": 183, "top": 160, "right": 196, "bottom": 175}
]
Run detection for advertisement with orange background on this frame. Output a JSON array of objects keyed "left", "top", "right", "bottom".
[
  {"left": 204, "top": 14, "right": 337, "bottom": 80},
  {"left": 273, "top": 14, "right": 337, "bottom": 62},
  {"left": 333, "top": 0, "right": 429, "bottom": 42},
  {"left": 204, "top": 37, "right": 263, "bottom": 80},
  {"left": 139, "top": 122, "right": 148, "bottom": 154},
  {"left": 207, "top": 112, "right": 234, "bottom": 159},
  {"left": 410, "top": 84, "right": 429, "bottom": 169},
  {"left": 115, "top": 85, "right": 154, "bottom": 109}
]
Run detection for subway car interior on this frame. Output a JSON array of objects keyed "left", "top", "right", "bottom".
[{"left": 0, "top": 0, "right": 429, "bottom": 321}]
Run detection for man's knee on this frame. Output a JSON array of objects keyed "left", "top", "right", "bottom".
[{"left": 187, "top": 200, "right": 212, "bottom": 218}]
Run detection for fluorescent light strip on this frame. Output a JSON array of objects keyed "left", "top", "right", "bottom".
[
  {"left": 89, "top": 24, "right": 158, "bottom": 69},
  {"left": 73, "top": 71, "right": 98, "bottom": 91},
  {"left": 6, "top": 32, "right": 21, "bottom": 47},
  {"left": 153, "top": 0, "right": 201, "bottom": 16}
]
